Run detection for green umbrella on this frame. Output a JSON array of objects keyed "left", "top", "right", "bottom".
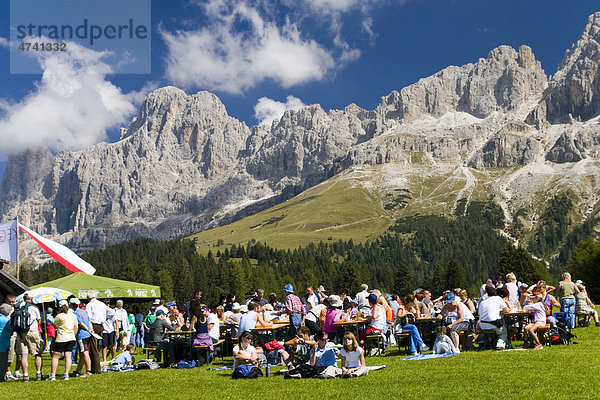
[{"left": 32, "top": 273, "right": 161, "bottom": 299}]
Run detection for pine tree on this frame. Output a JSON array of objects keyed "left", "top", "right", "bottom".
[
  {"left": 444, "top": 258, "right": 468, "bottom": 290},
  {"left": 394, "top": 264, "right": 413, "bottom": 297}
]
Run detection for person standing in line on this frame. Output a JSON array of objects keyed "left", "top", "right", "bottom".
[
  {"left": 47, "top": 300, "right": 78, "bottom": 381},
  {"left": 355, "top": 284, "right": 370, "bottom": 314},
  {"left": 113, "top": 300, "right": 130, "bottom": 350},
  {"left": 15, "top": 294, "right": 43, "bottom": 382},
  {"left": 101, "top": 299, "right": 118, "bottom": 364},
  {"left": 283, "top": 284, "right": 306, "bottom": 340},
  {"left": 3, "top": 294, "right": 22, "bottom": 381},
  {"left": 70, "top": 298, "right": 92, "bottom": 378},
  {"left": 0, "top": 303, "right": 13, "bottom": 383},
  {"left": 85, "top": 290, "right": 107, "bottom": 374},
  {"left": 556, "top": 272, "right": 580, "bottom": 330}
]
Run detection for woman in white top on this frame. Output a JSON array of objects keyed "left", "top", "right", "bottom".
[
  {"left": 340, "top": 331, "right": 367, "bottom": 377},
  {"left": 232, "top": 331, "right": 259, "bottom": 369}
]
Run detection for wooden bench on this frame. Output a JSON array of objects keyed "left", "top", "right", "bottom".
[
  {"left": 479, "top": 330, "right": 499, "bottom": 350},
  {"left": 365, "top": 334, "right": 385, "bottom": 356},
  {"left": 194, "top": 339, "right": 225, "bottom": 366},
  {"left": 576, "top": 312, "right": 590, "bottom": 327},
  {"left": 534, "top": 323, "right": 552, "bottom": 347},
  {"left": 395, "top": 333, "right": 411, "bottom": 354},
  {"left": 142, "top": 347, "right": 158, "bottom": 361},
  {"left": 458, "top": 330, "right": 475, "bottom": 351}
]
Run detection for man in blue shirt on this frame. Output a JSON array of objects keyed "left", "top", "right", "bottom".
[{"left": 71, "top": 298, "right": 93, "bottom": 378}]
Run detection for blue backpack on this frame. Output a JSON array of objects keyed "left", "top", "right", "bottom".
[{"left": 232, "top": 364, "right": 263, "bottom": 379}]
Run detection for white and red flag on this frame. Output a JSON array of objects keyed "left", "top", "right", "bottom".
[{"left": 18, "top": 224, "right": 96, "bottom": 275}]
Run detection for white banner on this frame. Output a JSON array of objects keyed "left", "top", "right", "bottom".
[{"left": 0, "top": 220, "right": 18, "bottom": 262}]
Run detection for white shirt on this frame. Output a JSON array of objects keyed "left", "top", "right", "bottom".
[
  {"left": 355, "top": 290, "right": 370, "bottom": 310},
  {"left": 306, "top": 304, "right": 326, "bottom": 323},
  {"left": 114, "top": 307, "right": 130, "bottom": 332},
  {"left": 478, "top": 296, "right": 507, "bottom": 322},
  {"left": 306, "top": 293, "right": 319, "bottom": 308},
  {"left": 86, "top": 298, "right": 108, "bottom": 325},
  {"left": 233, "top": 343, "right": 256, "bottom": 369},
  {"left": 208, "top": 313, "right": 220, "bottom": 341},
  {"left": 102, "top": 307, "right": 116, "bottom": 334},
  {"left": 370, "top": 304, "right": 386, "bottom": 331},
  {"left": 340, "top": 347, "right": 363, "bottom": 368}
]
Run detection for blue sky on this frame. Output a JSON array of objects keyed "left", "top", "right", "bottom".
[{"left": 0, "top": 0, "right": 598, "bottom": 182}]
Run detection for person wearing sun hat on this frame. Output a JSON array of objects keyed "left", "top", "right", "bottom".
[
  {"left": 283, "top": 284, "right": 306, "bottom": 340},
  {"left": 439, "top": 292, "right": 470, "bottom": 350}
]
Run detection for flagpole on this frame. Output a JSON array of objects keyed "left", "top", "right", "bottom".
[{"left": 16, "top": 216, "right": 20, "bottom": 281}]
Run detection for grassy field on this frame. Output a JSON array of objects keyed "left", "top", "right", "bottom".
[
  {"left": 188, "top": 176, "right": 392, "bottom": 254},
  {"left": 4, "top": 322, "right": 600, "bottom": 400}
]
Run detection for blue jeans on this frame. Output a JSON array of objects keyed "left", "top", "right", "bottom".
[
  {"left": 401, "top": 324, "right": 424, "bottom": 353},
  {"left": 287, "top": 313, "right": 303, "bottom": 340},
  {"left": 561, "top": 298, "right": 576, "bottom": 329}
]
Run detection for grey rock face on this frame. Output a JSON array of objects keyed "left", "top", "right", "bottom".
[
  {"left": 468, "top": 121, "right": 540, "bottom": 168},
  {"left": 3, "top": 15, "right": 600, "bottom": 254},
  {"left": 531, "top": 12, "right": 600, "bottom": 124},
  {"left": 374, "top": 45, "right": 547, "bottom": 130}
]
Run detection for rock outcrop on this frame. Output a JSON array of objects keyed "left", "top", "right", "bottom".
[{"left": 3, "top": 13, "right": 600, "bottom": 253}]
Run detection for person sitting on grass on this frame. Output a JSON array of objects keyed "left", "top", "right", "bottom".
[
  {"left": 432, "top": 326, "right": 459, "bottom": 354},
  {"left": 522, "top": 293, "right": 548, "bottom": 350},
  {"left": 340, "top": 332, "right": 367, "bottom": 378},
  {"left": 282, "top": 326, "right": 315, "bottom": 369},
  {"left": 48, "top": 300, "right": 78, "bottom": 381},
  {"left": 309, "top": 330, "right": 341, "bottom": 377},
  {"left": 233, "top": 331, "right": 263, "bottom": 369},
  {"left": 112, "top": 343, "right": 136, "bottom": 366}
]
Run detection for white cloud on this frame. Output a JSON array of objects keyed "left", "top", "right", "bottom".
[
  {"left": 0, "top": 42, "right": 140, "bottom": 156},
  {"left": 161, "top": 0, "right": 361, "bottom": 94},
  {"left": 0, "top": 37, "right": 9, "bottom": 48},
  {"left": 254, "top": 95, "right": 307, "bottom": 126}
]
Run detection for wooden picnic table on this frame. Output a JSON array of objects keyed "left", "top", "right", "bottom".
[
  {"left": 250, "top": 322, "right": 289, "bottom": 343},
  {"left": 414, "top": 317, "right": 443, "bottom": 348},
  {"left": 503, "top": 310, "right": 533, "bottom": 349},
  {"left": 332, "top": 318, "right": 368, "bottom": 339}
]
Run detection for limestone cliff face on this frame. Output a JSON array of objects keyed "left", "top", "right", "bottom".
[
  {"left": 3, "top": 13, "right": 600, "bottom": 253},
  {"left": 374, "top": 45, "right": 547, "bottom": 130},
  {"left": 529, "top": 12, "right": 600, "bottom": 124}
]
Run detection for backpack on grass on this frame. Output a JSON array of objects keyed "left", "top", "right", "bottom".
[
  {"left": 10, "top": 302, "right": 31, "bottom": 334},
  {"left": 232, "top": 365, "right": 263, "bottom": 379}
]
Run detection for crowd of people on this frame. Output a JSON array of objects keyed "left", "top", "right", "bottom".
[{"left": 0, "top": 270, "right": 597, "bottom": 382}]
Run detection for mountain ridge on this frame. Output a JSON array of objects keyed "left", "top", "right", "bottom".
[{"left": 2, "top": 12, "right": 600, "bottom": 264}]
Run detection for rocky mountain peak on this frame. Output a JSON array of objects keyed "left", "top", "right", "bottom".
[
  {"left": 374, "top": 44, "right": 547, "bottom": 130},
  {"left": 529, "top": 12, "right": 600, "bottom": 124}
]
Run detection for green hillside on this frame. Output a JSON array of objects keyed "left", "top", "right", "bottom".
[{"left": 189, "top": 176, "right": 392, "bottom": 253}]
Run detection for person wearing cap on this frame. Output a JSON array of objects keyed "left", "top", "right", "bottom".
[
  {"left": 70, "top": 298, "right": 92, "bottom": 378},
  {"left": 283, "top": 284, "right": 306, "bottom": 341},
  {"left": 156, "top": 299, "right": 169, "bottom": 316},
  {"left": 317, "top": 285, "right": 327, "bottom": 301},
  {"left": 521, "top": 293, "right": 548, "bottom": 350},
  {"left": 147, "top": 309, "right": 176, "bottom": 363},
  {"left": 305, "top": 299, "right": 327, "bottom": 335},
  {"left": 48, "top": 299, "right": 78, "bottom": 381},
  {"left": 439, "top": 292, "right": 472, "bottom": 350},
  {"left": 322, "top": 295, "right": 343, "bottom": 338},
  {"left": 85, "top": 290, "right": 107, "bottom": 374},
  {"left": 15, "top": 293, "right": 43, "bottom": 381},
  {"left": 359, "top": 293, "right": 386, "bottom": 347}
]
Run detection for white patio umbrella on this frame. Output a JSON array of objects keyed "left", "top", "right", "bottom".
[{"left": 16, "top": 286, "right": 73, "bottom": 304}]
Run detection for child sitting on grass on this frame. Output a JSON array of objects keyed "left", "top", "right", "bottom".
[
  {"left": 522, "top": 293, "right": 548, "bottom": 350},
  {"left": 432, "top": 326, "right": 460, "bottom": 354},
  {"left": 113, "top": 343, "right": 136, "bottom": 366},
  {"left": 340, "top": 332, "right": 367, "bottom": 377}
]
